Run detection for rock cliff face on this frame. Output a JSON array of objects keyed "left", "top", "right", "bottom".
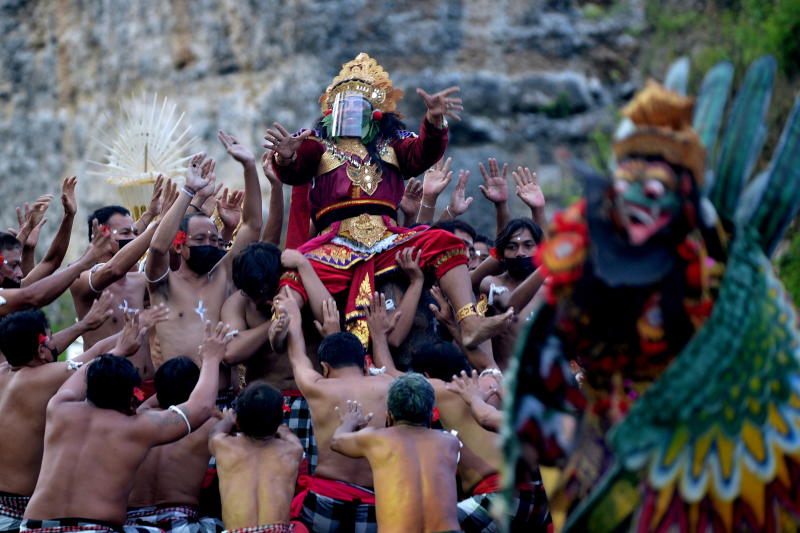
[{"left": 0, "top": 0, "right": 645, "bottom": 238}]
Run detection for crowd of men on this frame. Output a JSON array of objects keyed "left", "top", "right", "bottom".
[{"left": 0, "top": 108, "right": 551, "bottom": 533}]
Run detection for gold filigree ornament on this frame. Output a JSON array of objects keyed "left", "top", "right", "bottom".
[
  {"left": 339, "top": 214, "right": 389, "bottom": 249},
  {"left": 614, "top": 80, "right": 706, "bottom": 183},
  {"left": 319, "top": 53, "right": 405, "bottom": 116},
  {"left": 346, "top": 161, "right": 382, "bottom": 196}
]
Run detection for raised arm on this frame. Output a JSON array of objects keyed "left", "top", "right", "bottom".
[
  {"left": 416, "top": 157, "right": 452, "bottom": 224},
  {"left": 50, "top": 291, "right": 114, "bottom": 353},
  {"left": 216, "top": 131, "right": 262, "bottom": 271},
  {"left": 446, "top": 370, "right": 502, "bottom": 432},
  {"left": 365, "top": 292, "right": 402, "bottom": 377},
  {"left": 394, "top": 87, "right": 459, "bottom": 176},
  {"left": 14, "top": 195, "right": 53, "bottom": 276},
  {"left": 387, "top": 248, "right": 423, "bottom": 348},
  {"left": 495, "top": 265, "right": 545, "bottom": 312},
  {"left": 281, "top": 249, "right": 333, "bottom": 326},
  {"left": 263, "top": 123, "right": 318, "bottom": 185},
  {"left": 512, "top": 166, "right": 547, "bottom": 230},
  {"left": 280, "top": 289, "right": 326, "bottom": 393},
  {"left": 133, "top": 175, "right": 164, "bottom": 235},
  {"left": 0, "top": 221, "right": 114, "bottom": 317},
  {"left": 437, "top": 170, "right": 473, "bottom": 223},
  {"left": 146, "top": 153, "right": 212, "bottom": 284},
  {"left": 398, "top": 178, "right": 423, "bottom": 227},
  {"left": 478, "top": 158, "right": 511, "bottom": 236},
  {"left": 260, "top": 151, "right": 284, "bottom": 245},
  {"left": 330, "top": 400, "right": 374, "bottom": 458},
  {"left": 23, "top": 177, "right": 77, "bottom": 286}
]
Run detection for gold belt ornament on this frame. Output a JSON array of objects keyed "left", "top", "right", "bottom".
[{"left": 336, "top": 214, "right": 392, "bottom": 248}]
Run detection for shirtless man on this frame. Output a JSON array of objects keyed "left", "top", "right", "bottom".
[
  {"left": 70, "top": 184, "right": 169, "bottom": 386},
  {"left": 366, "top": 293, "right": 549, "bottom": 532},
  {"left": 0, "top": 306, "right": 142, "bottom": 532},
  {"left": 477, "top": 218, "right": 545, "bottom": 369},
  {"left": 145, "top": 133, "right": 261, "bottom": 401},
  {"left": 21, "top": 320, "right": 233, "bottom": 533},
  {"left": 279, "top": 293, "right": 394, "bottom": 533},
  {"left": 0, "top": 220, "right": 113, "bottom": 318},
  {"left": 126, "top": 357, "right": 224, "bottom": 533},
  {"left": 331, "top": 374, "right": 462, "bottom": 533},
  {"left": 209, "top": 383, "right": 304, "bottom": 533}
]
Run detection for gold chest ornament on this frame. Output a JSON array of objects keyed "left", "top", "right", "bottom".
[{"left": 316, "top": 137, "right": 398, "bottom": 196}]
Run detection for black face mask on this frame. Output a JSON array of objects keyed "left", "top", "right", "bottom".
[
  {"left": 186, "top": 245, "right": 226, "bottom": 275},
  {"left": 1, "top": 277, "right": 21, "bottom": 289},
  {"left": 116, "top": 238, "right": 134, "bottom": 249},
  {"left": 503, "top": 256, "right": 536, "bottom": 280}
]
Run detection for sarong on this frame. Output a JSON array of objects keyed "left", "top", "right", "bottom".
[
  {"left": 0, "top": 491, "right": 29, "bottom": 533},
  {"left": 280, "top": 222, "right": 467, "bottom": 347},
  {"left": 125, "top": 505, "right": 223, "bottom": 533},
  {"left": 282, "top": 391, "right": 317, "bottom": 474},
  {"left": 456, "top": 474, "right": 551, "bottom": 533},
  {"left": 222, "top": 523, "right": 307, "bottom": 533},
  {"left": 20, "top": 517, "right": 163, "bottom": 533},
  {"left": 292, "top": 477, "right": 376, "bottom": 533}
]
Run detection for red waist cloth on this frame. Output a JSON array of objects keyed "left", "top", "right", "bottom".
[
  {"left": 470, "top": 473, "right": 542, "bottom": 495},
  {"left": 290, "top": 476, "right": 376, "bottom": 518}
]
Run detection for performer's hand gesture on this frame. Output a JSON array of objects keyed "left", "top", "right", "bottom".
[
  {"left": 260, "top": 151, "right": 282, "bottom": 188},
  {"left": 185, "top": 153, "right": 214, "bottom": 194},
  {"left": 448, "top": 170, "right": 474, "bottom": 217},
  {"left": 365, "top": 291, "right": 401, "bottom": 338},
  {"left": 314, "top": 298, "right": 341, "bottom": 338},
  {"left": 335, "top": 400, "right": 373, "bottom": 432},
  {"left": 216, "top": 188, "right": 244, "bottom": 231},
  {"left": 417, "top": 86, "right": 462, "bottom": 123},
  {"left": 263, "top": 123, "right": 312, "bottom": 163},
  {"left": 512, "top": 167, "right": 545, "bottom": 210},
  {"left": 422, "top": 157, "right": 453, "bottom": 200},
  {"left": 396, "top": 247, "right": 423, "bottom": 283},
  {"left": 61, "top": 176, "right": 78, "bottom": 217},
  {"left": 218, "top": 130, "right": 255, "bottom": 166},
  {"left": 399, "top": 178, "right": 423, "bottom": 220},
  {"left": 478, "top": 158, "right": 509, "bottom": 205}
]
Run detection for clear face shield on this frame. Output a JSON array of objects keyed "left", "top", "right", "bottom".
[{"left": 330, "top": 92, "right": 372, "bottom": 138}]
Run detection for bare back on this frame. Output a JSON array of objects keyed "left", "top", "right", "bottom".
[
  {"left": 25, "top": 402, "right": 183, "bottom": 524},
  {"left": 211, "top": 426, "right": 303, "bottom": 529},
  {"left": 0, "top": 364, "right": 70, "bottom": 496},
  {"left": 431, "top": 380, "right": 502, "bottom": 493},
  {"left": 305, "top": 374, "right": 393, "bottom": 487},
  {"left": 362, "top": 426, "right": 461, "bottom": 533},
  {"left": 128, "top": 416, "right": 218, "bottom": 508}
]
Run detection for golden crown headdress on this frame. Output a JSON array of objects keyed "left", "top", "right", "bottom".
[
  {"left": 319, "top": 53, "right": 404, "bottom": 115},
  {"left": 613, "top": 80, "right": 706, "bottom": 184}
]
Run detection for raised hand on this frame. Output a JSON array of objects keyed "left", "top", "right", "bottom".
[
  {"left": 218, "top": 130, "right": 255, "bottom": 166},
  {"left": 416, "top": 86, "right": 463, "bottom": 122},
  {"left": 81, "top": 291, "right": 114, "bottom": 330},
  {"left": 260, "top": 151, "right": 282, "bottom": 187},
  {"left": 140, "top": 303, "right": 170, "bottom": 330},
  {"left": 112, "top": 311, "right": 148, "bottom": 357},
  {"left": 446, "top": 369, "right": 497, "bottom": 405},
  {"left": 448, "top": 170, "right": 474, "bottom": 217},
  {"left": 280, "top": 249, "right": 307, "bottom": 270},
  {"left": 263, "top": 123, "right": 312, "bottom": 162},
  {"left": 199, "top": 320, "right": 234, "bottom": 362},
  {"left": 61, "top": 176, "right": 78, "bottom": 217},
  {"left": 428, "top": 285, "right": 456, "bottom": 331},
  {"left": 87, "top": 219, "right": 115, "bottom": 262},
  {"left": 395, "top": 247, "right": 423, "bottom": 283},
  {"left": 159, "top": 179, "right": 179, "bottom": 218},
  {"left": 422, "top": 157, "right": 453, "bottom": 200},
  {"left": 335, "top": 399, "right": 373, "bottom": 431},
  {"left": 399, "top": 178, "right": 423, "bottom": 219},
  {"left": 512, "top": 166, "right": 545, "bottom": 210},
  {"left": 365, "top": 291, "right": 400, "bottom": 338},
  {"left": 314, "top": 297, "right": 341, "bottom": 338},
  {"left": 185, "top": 153, "right": 212, "bottom": 193},
  {"left": 143, "top": 175, "right": 164, "bottom": 219},
  {"left": 478, "top": 158, "right": 509, "bottom": 204},
  {"left": 216, "top": 188, "right": 244, "bottom": 230}
]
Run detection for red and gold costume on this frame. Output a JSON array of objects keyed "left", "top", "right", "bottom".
[{"left": 276, "top": 53, "right": 467, "bottom": 345}]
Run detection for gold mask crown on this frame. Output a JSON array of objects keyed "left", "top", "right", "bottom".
[
  {"left": 613, "top": 80, "right": 706, "bottom": 184},
  {"left": 319, "top": 53, "right": 404, "bottom": 115}
]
